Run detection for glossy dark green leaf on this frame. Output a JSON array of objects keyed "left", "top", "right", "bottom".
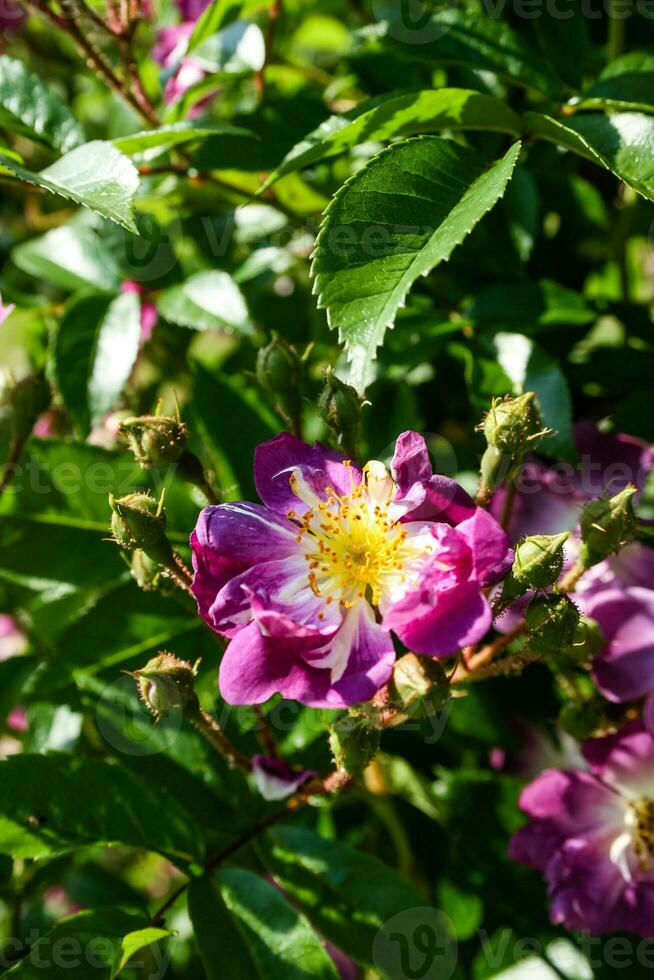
[
  {"left": 261, "top": 89, "right": 520, "bottom": 189},
  {"left": 312, "top": 137, "right": 520, "bottom": 390},
  {"left": 259, "top": 826, "right": 431, "bottom": 966},
  {"left": 578, "top": 52, "right": 654, "bottom": 112},
  {"left": 532, "top": 0, "right": 588, "bottom": 89},
  {"left": 53, "top": 291, "right": 141, "bottom": 435},
  {"left": 524, "top": 110, "right": 654, "bottom": 201},
  {"left": 0, "top": 754, "right": 204, "bottom": 864},
  {"left": 0, "top": 141, "right": 139, "bottom": 231},
  {"left": 0, "top": 55, "right": 85, "bottom": 153},
  {"left": 188, "top": 871, "right": 339, "bottom": 980},
  {"left": 158, "top": 270, "right": 253, "bottom": 334},
  {"left": 367, "top": 11, "right": 564, "bottom": 96},
  {"left": 12, "top": 220, "right": 120, "bottom": 293}
]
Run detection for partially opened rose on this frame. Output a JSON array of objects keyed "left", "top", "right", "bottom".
[{"left": 191, "top": 431, "right": 512, "bottom": 707}]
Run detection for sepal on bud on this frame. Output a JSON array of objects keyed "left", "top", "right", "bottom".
[
  {"left": 525, "top": 594, "right": 580, "bottom": 655},
  {"left": 318, "top": 370, "right": 362, "bottom": 452},
  {"left": 579, "top": 486, "right": 637, "bottom": 568},
  {"left": 256, "top": 332, "right": 302, "bottom": 401},
  {"left": 132, "top": 652, "right": 198, "bottom": 720},
  {"left": 329, "top": 714, "right": 380, "bottom": 776},
  {"left": 109, "top": 492, "right": 173, "bottom": 565},
  {"left": 498, "top": 533, "right": 569, "bottom": 609},
  {"left": 119, "top": 415, "right": 187, "bottom": 470},
  {"left": 481, "top": 393, "right": 550, "bottom": 455},
  {"left": 389, "top": 653, "right": 449, "bottom": 718}
]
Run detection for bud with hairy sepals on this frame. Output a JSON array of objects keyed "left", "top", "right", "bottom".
[
  {"left": 120, "top": 415, "right": 187, "bottom": 470},
  {"left": 498, "top": 533, "right": 569, "bottom": 609},
  {"left": 318, "top": 371, "right": 362, "bottom": 449},
  {"left": 579, "top": 486, "right": 637, "bottom": 568},
  {"left": 389, "top": 653, "right": 449, "bottom": 718},
  {"left": 329, "top": 714, "right": 379, "bottom": 776},
  {"left": 109, "top": 493, "right": 173, "bottom": 565},
  {"left": 525, "top": 594, "right": 580, "bottom": 655},
  {"left": 132, "top": 652, "right": 198, "bottom": 720},
  {"left": 482, "top": 393, "right": 549, "bottom": 455},
  {"left": 257, "top": 333, "right": 302, "bottom": 400}
]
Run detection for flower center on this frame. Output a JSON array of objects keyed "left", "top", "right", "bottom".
[
  {"left": 289, "top": 461, "right": 411, "bottom": 609},
  {"left": 631, "top": 798, "right": 654, "bottom": 861}
]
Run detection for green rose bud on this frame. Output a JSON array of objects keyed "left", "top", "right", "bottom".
[
  {"left": 7, "top": 370, "right": 51, "bottom": 443},
  {"left": 109, "top": 492, "right": 173, "bottom": 565},
  {"left": 256, "top": 332, "right": 302, "bottom": 399},
  {"left": 482, "top": 393, "right": 550, "bottom": 455},
  {"left": 525, "top": 594, "right": 580, "bottom": 655},
  {"left": 133, "top": 652, "right": 198, "bottom": 720},
  {"left": 389, "top": 653, "right": 449, "bottom": 717},
  {"left": 318, "top": 371, "right": 362, "bottom": 449},
  {"left": 579, "top": 486, "right": 637, "bottom": 568},
  {"left": 119, "top": 415, "right": 188, "bottom": 470},
  {"left": 498, "top": 533, "right": 569, "bottom": 609},
  {"left": 329, "top": 714, "right": 380, "bottom": 776}
]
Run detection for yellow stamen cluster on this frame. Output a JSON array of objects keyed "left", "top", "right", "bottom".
[
  {"left": 288, "top": 461, "right": 409, "bottom": 610},
  {"left": 631, "top": 798, "right": 654, "bottom": 864}
]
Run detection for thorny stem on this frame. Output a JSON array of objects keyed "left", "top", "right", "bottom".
[
  {"left": 163, "top": 552, "right": 195, "bottom": 596},
  {"left": 558, "top": 559, "right": 587, "bottom": 593},
  {"left": 499, "top": 479, "right": 517, "bottom": 531},
  {"left": 253, "top": 705, "right": 278, "bottom": 757},
  {"left": 451, "top": 624, "right": 526, "bottom": 683},
  {"left": 186, "top": 702, "right": 252, "bottom": 772},
  {"left": 22, "top": 0, "right": 159, "bottom": 126}
]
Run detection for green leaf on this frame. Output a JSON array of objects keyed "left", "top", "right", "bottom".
[
  {"left": 110, "top": 926, "right": 174, "bottom": 978},
  {"left": 261, "top": 89, "right": 520, "bottom": 189},
  {"left": 187, "top": 0, "right": 244, "bottom": 52},
  {"left": 158, "top": 270, "right": 253, "bottom": 334},
  {"left": 437, "top": 880, "right": 484, "bottom": 941},
  {"left": 577, "top": 52, "right": 654, "bottom": 113},
  {"left": 191, "top": 361, "right": 277, "bottom": 498},
  {"left": 368, "top": 11, "right": 563, "bottom": 96},
  {"left": 2, "top": 909, "right": 166, "bottom": 979},
  {"left": 113, "top": 120, "right": 254, "bottom": 155},
  {"left": 0, "top": 55, "right": 85, "bottom": 153},
  {"left": 0, "top": 141, "right": 139, "bottom": 231},
  {"left": 312, "top": 137, "right": 520, "bottom": 391},
  {"left": 524, "top": 110, "right": 654, "bottom": 201},
  {"left": 259, "top": 826, "right": 431, "bottom": 966},
  {"left": 532, "top": 0, "right": 588, "bottom": 89},
  {"left": 12, "top": 219, "right": 121, "bottom": 292},
  {"left": 0, "top": 754, "right": 204, "bottom": 864},
  {"left": 53, "top": 291, "right": 142, "bottom": 435},
  {"left": 494, "top": 332, "right": 575, "bottom": 460},
  {"left": 188, "top": 871, "right": 340, "bottom": 980}
]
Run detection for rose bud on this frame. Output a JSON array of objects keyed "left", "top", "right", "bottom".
[{"left": 579, "top": 486, "right": 637, "bottom": 568}]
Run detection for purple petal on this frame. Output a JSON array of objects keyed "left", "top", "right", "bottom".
[
  {"left": 574, "top": 421, "right": 654, "bottom": 497},
  {"left": 456, "top": 508, "right": 513, "bottom": 588},
  {"left": 385, "top": 579, "right": 492, "bottom": 657},
  {"left": 209, "top": 556, "right": 341, "bottom": 639},
  {"left": 193, "top": 503, "right": 299, "bottom": 565},
  {"left": 218, "top": 605, "right": 394, "bottom": 708},
  {"left": 588, "top": 587, "right": 654, "bottom": 702},
  {"left": 190, "top": 530, "right": 246, "bottom": 623},
  {"left": 254, "top": 433, "right": 361, "bottom": 516},
  {"left": 251, "top": 755, "right": 313, "bottom": 801},
  {"left": 582, "top": 720, "right": 654, "bottom": 798},
  {"left": 391, "top": 430, "right": 432, "bottom": 493}
]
